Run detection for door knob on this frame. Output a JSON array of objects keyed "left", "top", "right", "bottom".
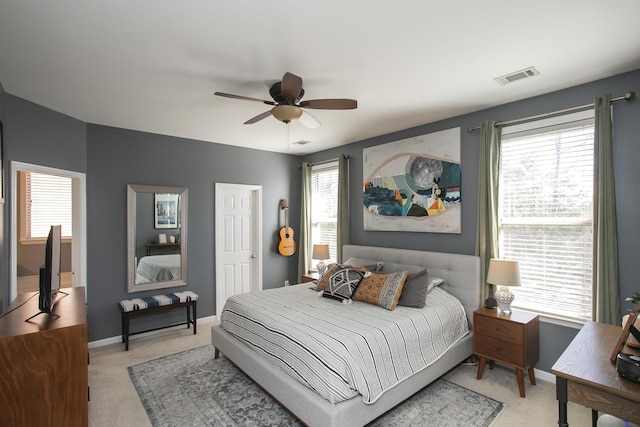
[{"left": 251, "top": 254, "right": 257, "bottom": 259}]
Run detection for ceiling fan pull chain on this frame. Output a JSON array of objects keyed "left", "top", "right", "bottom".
[{"left": 286, "top": 122, "right": 290, "bottom": 151}]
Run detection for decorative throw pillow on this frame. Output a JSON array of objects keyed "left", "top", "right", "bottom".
[
  {"left": 315, "top": 263, "right": 341, "bottom": 291},
  {"left": 353, "top": 270, "right": 408, "bottom": 310},
  {"left": 428, "top": 277, "right": 445, "bottom": 292},
  {"left": 397, "top": 268, "right": 430, "bottom": 308},
  {"left": 343, "top": 257, "right": 384, "bottom": 272},
  {"left": 322, "top": 268, "right": 365, "bottom": 303}
]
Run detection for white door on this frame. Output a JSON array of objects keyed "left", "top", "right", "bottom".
[{"left": 215, "top": 183, "right": 262, "bottom": 316}]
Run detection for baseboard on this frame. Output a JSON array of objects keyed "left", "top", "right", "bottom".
[
  {"left": 534, "top": 367, "right": 556, "bottom": 384},
  {"left": 88, "top": 315, "right": 218, "bottom": 349}
]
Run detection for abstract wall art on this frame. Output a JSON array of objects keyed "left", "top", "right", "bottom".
[{"left": 363, "top": 127, "right": 461, "bottom": 233}]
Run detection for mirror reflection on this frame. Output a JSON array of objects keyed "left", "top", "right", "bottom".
[{"left": 127, "top": 184, "right": 188, "bottom": 292}]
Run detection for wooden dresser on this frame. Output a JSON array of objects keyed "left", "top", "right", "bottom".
[
  {"left": 0, "top": 287, "right": 88, "bottom": 427},
  {"left": 473, "top": 307, "right": 539, "bottom": 397}
]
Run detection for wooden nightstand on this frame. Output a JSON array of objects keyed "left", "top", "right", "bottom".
[
  {"left": 473, "top": 307, "right": 539, "bottom": 398},
  {"left": 300, "top": 272, "right": 319, "bottom": 283}
]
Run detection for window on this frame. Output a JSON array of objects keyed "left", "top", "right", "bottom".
[
  {"left": 311, "top": 161, "right": 339, "bottom": 264},
  {"left": 21, "top": 171, "right": 73, "bottom": 240},
  {"left": 499, "top": 111, "right": 594, "bottom": 323}
]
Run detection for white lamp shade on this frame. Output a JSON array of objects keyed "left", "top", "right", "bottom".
[
  {"left": 312, "top": 244, "right": 330, "bottom": 260},
  {"left": 486, "top": 259, "right": 521, "bottom": 287}
]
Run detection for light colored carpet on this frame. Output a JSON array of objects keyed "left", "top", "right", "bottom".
[
  {"left": 128, "top": 345, "right": 503, "bottom": 426},
  {"left": 88, "top": 319, "right": 591, "bottom": 426}
]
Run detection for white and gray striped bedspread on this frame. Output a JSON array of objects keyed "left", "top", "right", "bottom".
[
  {"left": 136, "top": 254, "right": 181, "bottom": 282},
  {"left": 220, "top": 284, "right": 469, "bottom": 404}
]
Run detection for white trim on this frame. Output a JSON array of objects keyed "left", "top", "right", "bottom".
[
  {"left": 87, "top": 315, "right": 218, "bottom": 349},
  {"left": 10, "top": 161, "right": 87, "bottom": 302},
  {"left": 534, "top": 368, "right": 556, "bottom": 384}
]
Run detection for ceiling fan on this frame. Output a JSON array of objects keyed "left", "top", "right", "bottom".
[{"left": 214, "top": 72, "right": 357, "bottom": 128}]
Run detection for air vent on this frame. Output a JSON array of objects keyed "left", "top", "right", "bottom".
[
  {"left": 494, "top": 66, "right": 540, "bottom": 86},
  {"left": 293, "top": 140, "right": 312, "bottom": 145}
]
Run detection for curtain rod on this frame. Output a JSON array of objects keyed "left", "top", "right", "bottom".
[
  {"left": 297, "top": 154, "right": 348, "bottom": 169},
  {"left": 466, "top": 91, "right": 635, "bottom": 133}
]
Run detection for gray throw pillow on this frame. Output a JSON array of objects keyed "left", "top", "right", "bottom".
[{"left": 397, "top": 268, "right": 429, "bottom": 308}]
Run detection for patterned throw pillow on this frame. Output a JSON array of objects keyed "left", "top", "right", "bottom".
[
  {"left": 322, "top": 268, "right": 365, "bottom": 303},
  {"left": 353, "top": 270, "right": 409, "bottom": 310},
  {"left": 315, "top": 263, "right": 342, "bottom": 291}
]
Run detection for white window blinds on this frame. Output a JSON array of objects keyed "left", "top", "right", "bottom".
[
  {"left": 500, "top": 112, "right": 594, "bottom": 322},
  {"left": 311, "top": 161, "right": 339, "bottom": 264},
  {"left": 26, "top": 172, "right": 73, "bottom": 239}
]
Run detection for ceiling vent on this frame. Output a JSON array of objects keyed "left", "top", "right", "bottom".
[{"left": 494, "top": 66, "right": 540, "bottom": 86}]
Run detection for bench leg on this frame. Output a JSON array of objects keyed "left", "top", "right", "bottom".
[
  {"left": 193, "top": 301, "right": 197, "bottom": 335},
  {"left": 122, "top": 312, "right": 130, "bottom": 351}
]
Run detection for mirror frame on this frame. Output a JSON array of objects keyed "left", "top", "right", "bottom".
[{"left": 127, "top": 184, "right": 188, "bottom": 292}]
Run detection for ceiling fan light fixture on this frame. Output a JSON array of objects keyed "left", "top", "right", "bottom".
[{"left": 271, "top": 105, "right": 303, "bottom": 123}]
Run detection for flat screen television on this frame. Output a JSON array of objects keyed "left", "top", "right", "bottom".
[{"left": 37, "top": 224, "right": 62, "bottom": 315}]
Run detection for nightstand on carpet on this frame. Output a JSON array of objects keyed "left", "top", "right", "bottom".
[{"left": 473, "top": 307, "right": 540, "bottom": 397}]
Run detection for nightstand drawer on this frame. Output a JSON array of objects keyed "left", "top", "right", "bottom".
[
  {"left": 475, "top": 335, "right": 524, "bottom": 366},
  {"left": 475, "top": 315, "right": 524, "bottom": 345}
]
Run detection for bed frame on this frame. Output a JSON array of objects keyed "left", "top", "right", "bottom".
[{"left": 211, "top": 244, "right": 481, "bottom": 427}]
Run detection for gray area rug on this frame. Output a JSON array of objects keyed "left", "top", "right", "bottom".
[{"left": 129, "top": 345, "right": 503, "bottom": 427}]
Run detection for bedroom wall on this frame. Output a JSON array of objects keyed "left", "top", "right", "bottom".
[
  {"left": 0, "top": 93, "right": 301, "bottom": 342},
  {"left": 0, "top": 70, "right": 637, "bottom": 371},
  {"left": 302, "top": 69, "right": 640, "bottom": 372},
  {"left": 0, "top": 93, "right": 87, "bottom": 310},
  {"left": 86, "top": 125, "right": 300, "bottom": 341}
]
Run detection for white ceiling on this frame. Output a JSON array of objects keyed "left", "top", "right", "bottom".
[{"left": 1, "top": 1, "right": 639, "bottom": 155}]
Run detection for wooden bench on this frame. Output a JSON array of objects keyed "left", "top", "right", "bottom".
[{"left": 118, "top": 291, "right": 198, "bottom": 351}]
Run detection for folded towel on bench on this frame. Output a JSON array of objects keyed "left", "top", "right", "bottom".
[{"left": 119, "top": 291, "right": 199, "bottom": 312}]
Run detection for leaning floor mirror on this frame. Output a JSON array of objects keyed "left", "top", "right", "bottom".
[{"left": 127, "top": 184, "right": 188, "bottom": 292}]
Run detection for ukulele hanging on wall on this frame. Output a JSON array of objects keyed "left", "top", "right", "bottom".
[{"left": 278, "top": 199, "right": 296, "bottom": 256}]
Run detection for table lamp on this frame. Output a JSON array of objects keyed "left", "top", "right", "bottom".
[
  {"left": 312, "top": 244, "right": 330, "bottom": 277},
  {"left": 487, "top": 259, "right": 521, "bottom": 314}
]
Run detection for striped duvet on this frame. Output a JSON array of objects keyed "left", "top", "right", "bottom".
[{"left": 220, "top": 284, "right": 469, "bottom": 404}]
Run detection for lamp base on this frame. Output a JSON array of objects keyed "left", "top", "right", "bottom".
[
  {"left": 317, "top": 261, "right": 327, "bottom": 277},
  {"left": 495, "top": 286, "right": 515, "bottom": 314}
]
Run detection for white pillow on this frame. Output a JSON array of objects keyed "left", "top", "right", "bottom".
[{"left": 343, "top": 257, "right": 384, "bottom": 272}]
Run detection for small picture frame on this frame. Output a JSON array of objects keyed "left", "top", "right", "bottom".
[
  {"left": 610, "top": 304, "right": 640, "bottom": 361},
  {"left": 155, "top": 193, "right": 179, "bottom": 229},
  {"left": 158, "top": 233, "right": 167, "bottom": 244}
]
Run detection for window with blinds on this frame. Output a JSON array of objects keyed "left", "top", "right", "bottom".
[
  {"left": 24, "top": 172, "right": 73, "bottom": 239},
  {"left": 311, "top": 161, "right": 339, "bottom": 264},
  {"left": 499, "top": 111, "right": 594, "bottom": 323}
]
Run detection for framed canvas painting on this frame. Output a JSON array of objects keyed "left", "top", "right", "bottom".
[{"left": 363, "top": 127, "right": 461, "bottom": 233}]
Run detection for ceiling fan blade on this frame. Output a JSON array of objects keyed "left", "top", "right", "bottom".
[
  {"left": 299, "top": 99, "right": 357, "bottom": 110},
  {"left": 281, "top": 72, "right": 303, "bottom": 101},
  {"left": 214, "top": 92, "right": 275, "bottom": 105},
  {"left": 244, "top": 110, "right": 273, "bottom": 124},
  {"left": 298, "top": 110, "right": 321, "bottom": 129}
]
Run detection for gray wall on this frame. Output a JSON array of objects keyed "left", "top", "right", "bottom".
[
  {"left": 1, "top": 69, "right": 638, "bottom": 372},
  {"left": 302, "top": 69, "right": 640, "bottom": 371},
  {"left": 86, "top": 125, "right": 300, "bottom": 341}
]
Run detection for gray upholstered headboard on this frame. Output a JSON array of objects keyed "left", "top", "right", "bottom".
[{"left": 342, "top": 245, "right": 482, "bottom": 325}]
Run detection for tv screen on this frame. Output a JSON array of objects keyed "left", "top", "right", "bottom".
[{"left": 38, "top": 225, "right": 61, "bottom": 314}]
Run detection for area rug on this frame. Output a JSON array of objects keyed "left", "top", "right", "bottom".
[{"left": 129, "top": 345, "right": 503, "bottom": 427}]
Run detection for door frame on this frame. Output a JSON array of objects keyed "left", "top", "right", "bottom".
[
  {"left": 10, "top": 161, "right": 87, "bottom": 302},
  {"left": 214, "top": 183, "right": 262, "bottom": 317}
]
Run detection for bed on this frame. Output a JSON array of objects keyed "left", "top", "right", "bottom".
[
  {"left": 135, "top": 254, "right": 181, "bottom": 284},
  {"left": 211, "top": 244, "right": 481, "bottom": 427}
]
